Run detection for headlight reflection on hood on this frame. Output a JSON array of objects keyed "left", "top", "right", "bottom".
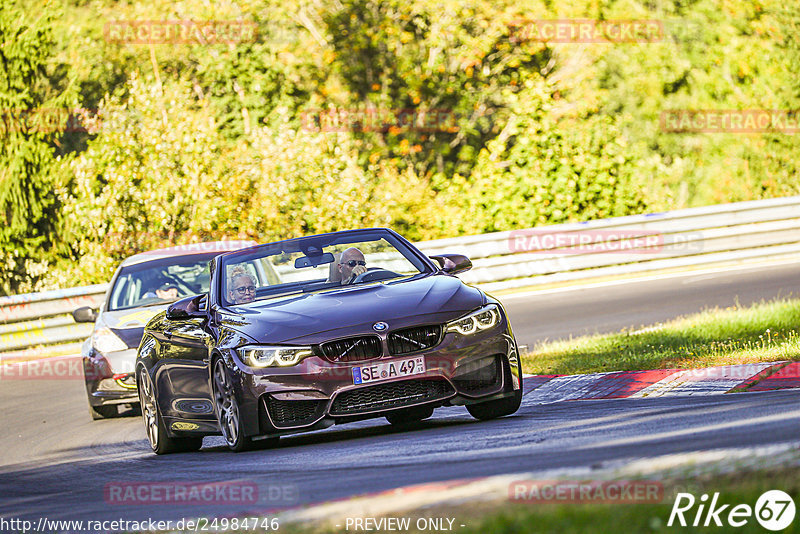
[{"left": 446, "top": 304, "right": 501, "bottom": 335}]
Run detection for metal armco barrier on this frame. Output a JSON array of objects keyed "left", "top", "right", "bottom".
[
  {"left": 2, "top": 196, "right": 799, "bottom": 361},
  {"left": 0, "top": 285, "right": 106, "bottom": 361},
  {"left": 421, "top": 195, "right": 800, "bottom": 291}
]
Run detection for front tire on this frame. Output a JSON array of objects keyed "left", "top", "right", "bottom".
[
  {"left": 138, "top": 368, "right": 202, "bottom": 454},
  {"left": 212, "top": 359, "right": 254, "bottom": 452}
]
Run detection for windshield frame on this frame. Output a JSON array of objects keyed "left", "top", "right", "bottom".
[{"left": 212, "top": 228, "right": 437, "bottom": 309}]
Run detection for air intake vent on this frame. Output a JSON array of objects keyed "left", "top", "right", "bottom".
[
  {"left": 452, "top": 356, "right": 502, "bottom": 395},
  {"left": 331, "top": 378, "right": 454, "bottom": 415},
  {"left": 387, "top": 325, "right": 442, "bottom": 355},
  {"left": 320, "top": 336, "right": 382, "bottom": 362},
  {"left": 264, "top": 396, "right": 325, "bottom": 428}
]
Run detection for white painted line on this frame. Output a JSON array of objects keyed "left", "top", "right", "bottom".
[
  {"left": 630, "top": 363, "right": 776, "bottom": 398},
  {"left": 521, "top": 372, "right": 619, "bottom": 406}
]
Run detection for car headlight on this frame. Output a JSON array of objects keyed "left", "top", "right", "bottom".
[
  {"left": 92, "top": 327, "right": 128, "bottom": 353},
  {"left": 446, "top": 304, "right": 501, "bottom": 335},
  {"left": 238, "top": 346, "right": 313, "bottom": 368}
]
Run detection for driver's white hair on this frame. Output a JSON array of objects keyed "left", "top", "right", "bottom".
[{"left": 228, "top": 267, "right": 255, "bottom": 288}]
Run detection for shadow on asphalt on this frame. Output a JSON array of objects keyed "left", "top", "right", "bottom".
[
  {"left": 36, "top": 412, "right": 483, "bottom": 458},
  {"left": 199, "top": 417, "right": 481, "bottom": 453},
  {"left": 2, "top": 392, "right": 800, "bottom": 524}
]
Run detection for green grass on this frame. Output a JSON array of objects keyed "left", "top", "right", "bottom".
[
  {"left": 434, "top": 467, "right": 800, "bottom": 534},
  {"left": 520, "top": 298, "right": 800, "bottom": 376},
  {"left": 278, "top": 467, "right": 800, "bottom": 534}
]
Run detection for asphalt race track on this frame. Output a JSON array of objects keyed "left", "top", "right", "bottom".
[
  {"left": 1, "top": 262, "right": 799, "bottom": 525},
  {"left": 503, "top": 261, "right": 800, "bottom": 348}
]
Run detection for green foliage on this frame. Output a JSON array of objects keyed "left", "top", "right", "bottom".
[
  {"left": 190, "top": 1, "right": 325, "bottom": 140},
  {"left": 323, "top": 0, "right": 545, "bottom": 178},
  {"left": 61, "top": 75, "right": 232, "bottom": 284},
  {"left": 0, "top": 0, "right": 77, "bottom": 294},
  {"left": 435, "top": 80, "right": 651, "bottom": 235},
  {"left": 56, "top": 75, "right": 440, "bottom": 286},
  {"left": 2, "top": 0, "right": 799, "bottom": 293}
]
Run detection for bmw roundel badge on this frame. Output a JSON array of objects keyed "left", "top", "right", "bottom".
[{"left": 373, "top": 321, "right": 388, "bottom": 332}]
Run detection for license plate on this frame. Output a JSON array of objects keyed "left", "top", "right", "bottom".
[{"left": 352, "top": 357, "right": 426, "bottom": 385}]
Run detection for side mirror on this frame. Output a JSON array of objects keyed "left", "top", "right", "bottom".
[
  {"left": 430, "top": 253, "right": 472, "bottom": 275},
  {"left": 72, "top": 306, "right": 98, "bottom": 323},
  {"left": 166, "top": 294, "right": 207, "bottom": 320}
]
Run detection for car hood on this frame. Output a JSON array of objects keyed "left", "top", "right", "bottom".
[
  {"left": 99, "top": 304, "right": 171, "bottom": 348},
  {"left": 222, "top": 274, "right": 485, "bottom": 344}
]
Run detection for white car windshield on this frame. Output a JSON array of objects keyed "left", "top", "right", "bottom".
[{"left": 108, "top": 254, "right": 217, "bottom": 311}]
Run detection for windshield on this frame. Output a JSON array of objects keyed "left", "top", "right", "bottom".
[
  {"left": 108, "top": 253, "right": 220, "bottom": 311},
  {"left": 220, "top": 231, "right": 431, "bottom": 307}
]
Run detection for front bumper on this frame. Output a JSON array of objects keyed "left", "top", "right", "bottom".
[{"left": 232, "top": 324, "right": 521, "bottom": 437}]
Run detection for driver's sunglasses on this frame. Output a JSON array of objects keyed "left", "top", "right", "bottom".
[
  {"left": 234, "top": 285, "right": 256, "bottom": 294},
  {"left": 342, "top": 260, "right": 366, "bottom": 267}
]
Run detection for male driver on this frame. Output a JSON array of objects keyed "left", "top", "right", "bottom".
[
  {"left": 337, "top": 247, "right": 367, "bottom": 285},
  {"left": 228, "top": 269, "right": 257, "bottom": 304},
  {"left": 143, "top": 282, "right": 179, "bottom": 300}
]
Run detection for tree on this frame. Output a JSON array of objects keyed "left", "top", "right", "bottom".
[{"left": 0, "top": 0, "right": 77, "bottom": 294}]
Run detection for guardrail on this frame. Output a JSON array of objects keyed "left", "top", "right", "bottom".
[
  {"left": 422, "top": 195, "right": 800, "bottom": 291},
  {"left": 2, "top": 196, "right": 799, "bottom": 361},
  {"left": 0, "top": 285, "right": 107, "bottom": 361}
]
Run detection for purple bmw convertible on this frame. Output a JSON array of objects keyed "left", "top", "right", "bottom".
[{"left": 136, "top": 228, "right": 522, "bottom": 453}]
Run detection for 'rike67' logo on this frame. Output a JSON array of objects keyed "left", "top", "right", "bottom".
[{"left": 668, "top": 490, "right": 796, "bottom": 530}]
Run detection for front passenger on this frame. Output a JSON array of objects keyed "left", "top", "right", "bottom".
[{"left": 228, "top": 269, "right": 257, "bottom": 304}]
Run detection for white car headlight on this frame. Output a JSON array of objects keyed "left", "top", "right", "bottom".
[
  {"left": 446, "top": 304, "right": 501, "bottom": 335},
  {"left": 92, "top": 327, "right": 128, "bottom": 353},
  {"left": 238, "top": 346, "right": 313, "bottom": 368}
]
